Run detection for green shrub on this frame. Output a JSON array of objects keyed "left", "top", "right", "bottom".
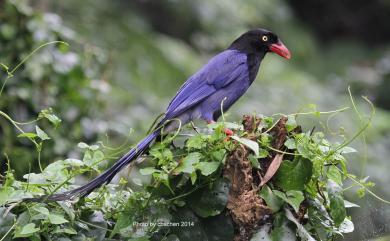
[
  {"left": 0, "top": 0, "right": 106, "bottom": 176},
  {"left": 0, "top": 107, "right": 382, "bottom": 240}
]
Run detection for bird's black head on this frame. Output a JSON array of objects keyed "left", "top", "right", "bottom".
[{"left": 229, "top": 28, "right": 291, "bottom": 59}]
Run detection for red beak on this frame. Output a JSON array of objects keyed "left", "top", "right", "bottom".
[{"left": 269, "top": 41, "right": 291, "bottom": 59}]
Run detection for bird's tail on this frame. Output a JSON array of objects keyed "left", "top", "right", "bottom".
[{"left": 45, "top": 131, "right": 159, "bottom": 201}]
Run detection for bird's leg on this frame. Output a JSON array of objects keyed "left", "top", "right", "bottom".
[
  {"left": 207, "top": 120, "right": 234, "bottom": 136},
  {"left": 190, "top": 121, "right": 200, "bottom": 134}
]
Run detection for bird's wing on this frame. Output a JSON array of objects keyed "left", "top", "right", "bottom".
[{"left": 165, "top": 50, "right": 247, "bottom": 118}]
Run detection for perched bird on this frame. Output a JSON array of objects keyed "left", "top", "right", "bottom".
[{"left": 48, "top": 28, "right": 290, "bottom": 201}]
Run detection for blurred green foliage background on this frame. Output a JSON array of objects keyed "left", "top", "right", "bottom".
[{"left": 1, "top": 0, "right": 389, "bottom": 240}]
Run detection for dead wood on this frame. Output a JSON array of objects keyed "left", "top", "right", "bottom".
[{"left": 223, "top": 115, "right": 304, "bottom": 241}]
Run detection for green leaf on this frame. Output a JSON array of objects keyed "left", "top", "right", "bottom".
[
  {"left": 285, "top": 209, "right": 316, "bottom": 241},
  {"left": 150, "top": 145, "right": 173, "bottom": 166},
  {"left": 285, "top": 116, "right": 297, "bottom": 132},
  {"left": 211, "top": 149, "right": 226, "bottom": 161},
  {"left": 344, "top": 200, "right": 360, "bottom": 208},
  {"left": 339, "top": 146, "right": 357, "bottom": 154},
  {"left": 41, "top": 161, "right": 69, "bottom": 183},
  {"left": 260, "top": 133, "right": 271, "bottom": 146},
  {"left": 327, "top": 180, "right": 346, "bottom": 227},
  {"left": 175, "top": 152, "right": 201, "bottom": 174},
  {"left": 0, "top": 186, "right": 14, "bottom": 206},
  {"left": 221, "top": 121, "right": 243, "bottom": 130},
  {"left": 201, "top": 212, "right": 234, "bottom": 241},
  {"left": 140, "top": 167, "right": 161, "bottom": 175},
  {"left": 274, "top": 157, "right": 312, "bottom": 191},
  {"left": 258, "top": 148, "right": 269, "bottom": 158},
  {"left": 311, "top": 156, "right": 324, "bottom": 178},
  {"left": 63, "top": 158, "right": 84, "bottom": 167},
  {"left": 190, "top": 171, "right": 197, "bottom": 184},
  {"left": 327, "top": 165, "right": 342, "bottom": 185},
  {"left": 53, "top": 227, "right": 78, "bottom": 235},
  {"left": 295, "top": 133, "right": 315, "bottom": 159},
  {"left": 78, "top": 142, "right": 90, "bottom": 149},
  {"left": 49, "top": 213, "right": 68, "bottom": 224},
  {"left": 58, "top": 202, "right": 75, "bottom": 221},
  {"left": 248, "top": 155, "right": 261, "bottom": 169},
  {"left": 0, "top": 208, "right": 16, "bottom": 237},
  {"left": 189, "top": 179, "right": 230, "bottom": 217},
  {"left": 0, "top": 187, "right": 30, "bottom": 205},
  {"left": 89, "top": 144, "right": 100, "bottom": 151},
  {"left": 284, "top": 138, "right": 296, "bottom": 149},
  {"left": 259, "top": 185, "right": 284, "bottom": 212},
  {"left": 250, "top": 226, "right": 273, "bottom": 241},
  {"left": 162, "top": 234, "right": 181, "bottom": 241},
  {"left": 153, "top": 172, "right": 172, "bottom": 191},
  {"left": 273, "top": 190, "right": 304, "bottom": 213},
  {"left": 128, "top": 237, "right": 150, "bottom": 241},
  {"left": 132, "top": 178, "right": 143, "bottom": 186},
  {"left": 111, "top": 210, "right": 133, "bottom": 238},
  {"left": 0, "top": 63, "right": 9, "bottom": 72},
  {"left": 171, "top": 208, "right": 207, "bottom": 241},
  {"left": 34, "top": 206, "right": 50, "bottom": 216},
  {"left": 337, "top": 218, "right": 354, "bottom": 233},
  {"left": 83, "top": 211, "right": 107, "bottom": 240},
  {"left": 263, "top": 116, "right": 274, "bottom": 129},
  {"left": 196, "top": 162, "right": 220, "bottom": 176},
  {"left": 231, "top": 136, "right": 259, "bottom": 157},
  {"left": 93, "top": 150, "right": 105, "bottom": 163},
  {"left": 39, "top": 108, "right": 61, "bottom": 127},
  {"left": 14, "top": 223, "right": 40, "bottom": 238},
  {"left": 270, "top": 216, "right": 296, "bottom": 241},
  {"left": 17, "top": 132, "right": 38, "bottom": 138},
  {"left": 83, "top": 150, "right": 105, "bottom": 168},
  {"left": 186, "top": 134, "right": 207, "bottom": 150},
  {"left": 16, "top": 211, "right": 30, "bottom": 229},
  {"left": 35, "top": 125, "right": 50, "bottom": 140}
]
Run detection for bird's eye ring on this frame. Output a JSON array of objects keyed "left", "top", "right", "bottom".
[{"left": 262, "top": 36, "right": 268, "bottom": 42}]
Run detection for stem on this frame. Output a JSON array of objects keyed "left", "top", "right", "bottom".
[
  {"left": 165, "top": 181, "right": 211, "bottom": 202},
  {"left": 0, "top": 222, "right": 17, "bottom": 241},
  {"left": 271, "top": 106, "right": 350, "bottom": 118},
  {"left": 161, "top": 118, "right": 182, "bottom": 144},
  {"left": 38, "top": 150, "right": 43, "bottom": 173},
  {"left": 0, "top": 41, "right": 68, "bottom": 97},
  {"left": 146, "top": 113, "right": 165, "bottom": 134},
  {"left": 13, "top": 119, "right": 38, "bottom": 125},
  {"left": 347, "top": 86, "right": 369, "bottom": 178},
  {"left": 43, "top": 175, "right": 75, "bottom": 201},
  {"left": 0, "top": 111, "right": 39, "bottom": 148},
  {"left": 0, "top": 110, "right": 44, "bottom": 171},
  {"left": 263, "top": 117, "right": 281, "bottom": 134},
  {"left": 220, "top": 97, "right": 228, "bottom": 122},
  {"left": 324, "top": 94, "right": 375, "bottom": 161},
  {"left": 264, "top": 145, "right": 300, "bottom": 156},
  {"left": 346, "top": 173, "right": 390, "bottom": 205},
  {"left": 335, "top": 165, "right": 390, "bottom": 205},
  {"left": 78, "top": 219, "right": 112, "bottom": 232}
]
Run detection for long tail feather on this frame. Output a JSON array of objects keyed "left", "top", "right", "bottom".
[{"left": 45, "top": 131, "right": 158, "bottom": 201}]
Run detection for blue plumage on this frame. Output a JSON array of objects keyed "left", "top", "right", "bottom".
[
  {"left": 46, "top": 28, "right": 290, "bottom": 200},
  {"left": 162, "top": 50, "right": 249, "bottom": 128}
]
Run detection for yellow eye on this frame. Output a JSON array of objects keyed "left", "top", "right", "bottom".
[{"left": 262, "top": 36, "right": 268, "bottom": 42}]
